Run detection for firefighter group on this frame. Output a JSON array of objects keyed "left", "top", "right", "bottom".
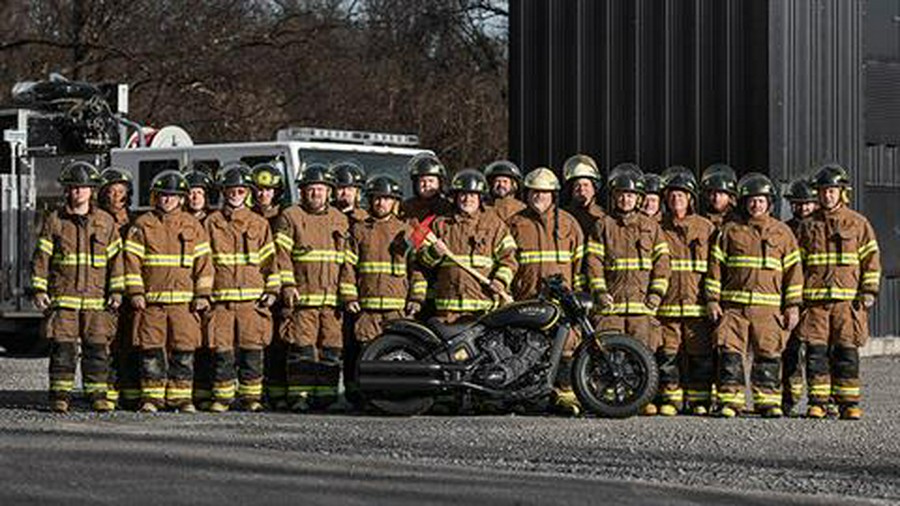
[{"left": 31, "top": 153, "right": 880, "bottom": 420}]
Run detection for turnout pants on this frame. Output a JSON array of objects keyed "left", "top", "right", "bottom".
[
  {"left": 658, "top": 317, "right": 714, "bottom": 408},
  {"left": 714, "top": 304, "right": 788, "bottom": 411},
  {"left": 796, "top": 300, "right": 868, "bottom": 408},
  {"left": 134, "top": 304, "right": 201, "bottom": 408},
  {"left": 203, "top": 302, "right": 273, "bottom": 405},
  {"left": 44, "top": 309, "right": 115, "bottom": 403},
  {"left": 281, "top": 306, "right": 343, "bottom": 406}
]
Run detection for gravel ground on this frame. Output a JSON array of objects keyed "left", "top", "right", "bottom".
[{"left": 0, "top": 354, "right": 897, "bottom": 505}]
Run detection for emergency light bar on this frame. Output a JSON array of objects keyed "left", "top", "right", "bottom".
[{"left": 276, "top": 127, "right": 419, "bottom": 147}]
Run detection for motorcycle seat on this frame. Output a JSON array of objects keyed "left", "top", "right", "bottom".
[{"left": 427, "top": 318, "right": 478, "bottom": 340}]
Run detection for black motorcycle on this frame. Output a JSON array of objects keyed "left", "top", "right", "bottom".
[{"left": 356, "top": 274, "right": 658, "bottom": 418}]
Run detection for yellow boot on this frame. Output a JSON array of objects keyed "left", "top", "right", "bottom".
[
  {"left": 841, "top": 406, "right": 863, "bottom": 420},
  {"left": 806, "top": 405, "right": 827, "bottom": 419},
  {"left": 640, "top": 403, "right": 658, "bottom": 416},
  {"left": 553, "top": 388, "right": 581, "bottom": 417}
]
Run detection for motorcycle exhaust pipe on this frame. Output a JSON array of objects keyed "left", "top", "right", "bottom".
[
  {"left": 358, "top": 361, "right": 445, "bottom": 376},
  {"left": 358, "top": 376, "right": 444, "bottom": 392}
]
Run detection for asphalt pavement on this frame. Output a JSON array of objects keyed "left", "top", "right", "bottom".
[{"left": 0, "top": 354, "right": 897, "bottom": 505}]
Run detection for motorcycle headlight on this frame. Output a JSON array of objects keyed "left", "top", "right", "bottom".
[{"left": 575, "top": 292, "right": 594, "bottom": 314}]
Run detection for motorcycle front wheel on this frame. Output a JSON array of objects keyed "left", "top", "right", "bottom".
[
  {"left": 572, "top": 333, "right": 659, "bottom": 418},
  {"left": 358, "top": 333, "right": 436, "bottom": 416}
]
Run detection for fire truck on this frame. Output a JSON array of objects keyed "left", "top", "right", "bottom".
[{"left": 0, "top": 74, "right": 433, "bottom": 354}]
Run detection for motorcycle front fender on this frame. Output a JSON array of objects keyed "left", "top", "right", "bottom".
[{"left": 381, "top": 319, "right": 444, "bottom": 349}]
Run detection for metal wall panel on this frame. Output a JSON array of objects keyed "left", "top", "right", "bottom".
[
  {"left": 865, "top": 61, "right": 900, "bottom": 145},
  {"left": 510, "top": 0, "right": 864, "bottom": 181},
  {"left": 869, "top": 277, "right": 900, "bottom": 337}
]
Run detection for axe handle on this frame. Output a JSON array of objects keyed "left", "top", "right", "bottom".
[{"left": 443, "top": 250, "right": 514, "bottom": 305}]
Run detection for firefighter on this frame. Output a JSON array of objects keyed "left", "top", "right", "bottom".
[
  {"left": 274, "top": 164, "right": 350, "bottom": 412},
  {"left": 341, "top": 175, "right": 426, "bottom": 401},
  {"left": 332, "top": 161, "right": 368, "bottom": 224},
  {"left": 656, "top": 171, "right": 717, "bottom": 416},
  {"left": 507, "top": 168, "right": 584, "bottom": 415},
  {"left": 250, "top": 162, "right": 289, "bottom": 409},
  {"left": 795, "top": 164, "right": 880, "bottom": 420},
  {"left": 562, "top": 154, "right": 606, "bottom": 236},
  {"left": 640, "top": 173, "right": 663, "bottom": 222},
  {"left": 401, "top": 152, "right": 454, "bottom": 225},
  {"left": 781, "top": 178, "right": 819, "bottom": 415},
  {"left": 251, "top": 162, "right": 285, "bottom": 222},
  {"left": 98, "top": 166, "right": 136, "bottom": 409},
  {"left": 705, "top": 173, "right": 803, "bottom": 418},
  {"left": 700, "top": 164, "right": 738, "bottom": 228},
  {"left": 585, "top": 167, "right": 670, "bottom": 416},
  {"left": 484, "top": 160, "right": 526, "bottom": 224},
  {"left": 184, "top": 168, "right": 215, "bottom": 222},
  {"left": 124, "top": 170, "right": 214, "bottom": 413},
  {"left": 31, "top": 161, "right": 124, "bottom": 413},
  {"left": 419, "top": 170, "right": 518, "bottom": 324},
  {"left": 203, "top": 166, "right": 280, "bottom": 413}
]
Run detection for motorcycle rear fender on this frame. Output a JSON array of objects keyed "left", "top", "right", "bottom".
[{"left": 381, "top": 319, "right": 443, "bottom": 349}]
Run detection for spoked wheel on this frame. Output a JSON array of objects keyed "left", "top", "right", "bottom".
[
  {"left": 572, "top": 333, "right": 659, "bottom": 418},
  {"left": 358, "top": 334, "right": 436, "bottom": 416}
]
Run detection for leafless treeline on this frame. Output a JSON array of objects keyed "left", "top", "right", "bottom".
[{"left": 0, "top": 0, "right": 509, "bottom": 169}]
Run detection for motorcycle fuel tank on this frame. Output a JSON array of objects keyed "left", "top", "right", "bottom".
[{"left": 479, "top": 300, "right": 559, "bottom": 330}]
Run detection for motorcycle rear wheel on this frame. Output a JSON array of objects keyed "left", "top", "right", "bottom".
[
  {"left": 359, "top": 333, "right": 436, "bottom": 416},
  {"left": 572, "top": 333, "right": 658, "bottom": 418}
]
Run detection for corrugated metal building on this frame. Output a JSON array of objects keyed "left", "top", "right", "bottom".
[{"left": 510, "top": 0, "right": 898, "bottom": 336}]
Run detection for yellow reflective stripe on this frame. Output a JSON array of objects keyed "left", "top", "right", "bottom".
[
  {"left": 600, "top": 302, "right": 656, "bottom": 315},
  {"left": 344, "top": 249, "right": 359, "bottom": 266},
  {"left": 211, "top": 288, "right": 264, "bottom": 302},
  {"left": 586, "top": 241, "right": 605, "bottom": 257},
  {"left": 124, "top": 240, "right": 145, "bottom": 258},
  {"left": 650, "top": 277, "right": 669, "bottom": 293},
  {"left": 144, "top": 291, "right": 194, "bottom": 304},
  {"left": 517, "top": 250, "right": 574, "bottom": 264},
  {"left": 166, "top": 387, "right": 193, "bottom": 400},
  {"left": 589, "top": 277, "right": 607, "bottom": 291},
  {"left": 238, "top": 383, "right": 263, "bottom": 396},
  {"left": 670, "top": 259, "right": 708, "bottom": 272},
  {"left": 685, "top": 389, "right": 712, "bottom": 402},
  {"left": 265, "top": 274, "right": 281, "bottom": 288},
  {"left": 573, "top": 274, "right": 586, "bottom": 291},
  {"left": 258, "top": 242, "right": 276, "bottom": 262},
  {"left": 861, "top": 271, "right": 881, "bottom": 287},
  {"left": 106, "top": 238, "right": 122, "bottom": 257},
  {"left": 717, "top": 391, "right": 746, "bottom": 404},
  {"left": 291, "top": 249, "right": 344, "bottom": 263},
  {"left": 656, "top": 304, "right": 706, "bottom": 317},
  {"left": 803, "top": 287, "right": 858, "bottom": 301},
  {"left": 753, "top": 392, "right": 781, "bottom": 407},
  {"left": 704, "top": 278, "right": 721, "bottom": 294},
  {"left": 340, "top": 283, "right": 358, "bottom": 297},
  {"left": 108, "top": 276, "right": 126, "bottom": 291},
  {"left": 711, "top": 245, "right": 726, "bottom": 262},
  {"left": 38, "top": 238, "right": 54, "bottom": 255},
  {"left": 785, "top": 284, "right": 803, "bottom": 301},
  {"left": 720, "top": 290, "right": 782, "bottom": 306},
  {"left": 494, "top": 266, "right": 514, "bottom": 285},
  {"left": 359, "top": 297, "right": 407, "bottom": 310},
  {"left": 439, "top": 255, "right": 493, "bottom": 269},
  {"left": 724, "top": 256, "right": 783, "bottom": 271},
  {"left": 50, "top": 380, "right": 75, "bottom": 392},
  {"left": 212, "top": 252, "right": 262, "bottom": 265},
  {"left": 143, "top": 254, "right": 191, "bottom": 267},
  {"left": 411, "top": 280, "right": 428, "bottom": 296},
  {"left": 193, "top": 242, "right": 211, "bottom": 258},
  {"left": 53, "top": 296, "right": 106, "bottom": 310},
  {"left": 52, "top": 253, "right": 106, "bottom": 267},
  {"left": 607, "top": 258, "right": 652, "bottom": 271},
  {"left": 275, "top": 232, "right": 295, "bottom": 250},
  {"left": 783, "top": 249, "right": 802, "bottom": 268},
  {"left": 651, "top": 242, "right": 669, "bottom": 260},
  {"left": 31, "top": 276, "right": 48, "bottom": 291},
  {"left": 279, "top": 270, "right": 296, "bottom": 285},
  {"left": 831, "top": 385, "right": 861, "bottom": 396},
  {"left": 142, "top": 387, "right": 166, "bottom": 399},
  {"left": 83, "top": 382, "right": 108, "bottom": 393},
  {"left": 296, "top": 293, "right": 339, "bottom": 306},
  {"left": 358, "top": 262, "right": 407, "bottom": 275},
  {"left": 809, "top": 384, "right": 831, "bottom": 396},
  {"left": 857, "top": 240, "right": 878, "bottom": 259},
  {"left": 803, "top": 252, "right": 860, "bottom": 265},
  {"left": 660, "top": 388, "right": 684, "bottom": 403},
  {"left": 495, "top": 234, "right": 517, "bottom": 255},
  {"left": 124, "top": 274, "right": 145, "bottom": 288},
  {"left": 435, "top": 298, "right": 497, "bottom": 312}
]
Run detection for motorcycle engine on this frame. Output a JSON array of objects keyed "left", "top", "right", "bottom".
[{"left": 476, "top": 328, "right": 550, "bottom": 389}]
